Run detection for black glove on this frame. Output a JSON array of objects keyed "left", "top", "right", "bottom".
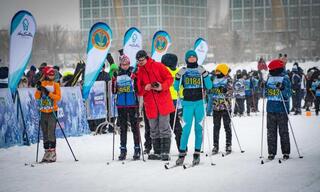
[
  {"left": 118, "top": 49, "right": 124, "bottom": 56},
  {"left": 40, "top": 86, "right": 49, "bottom": 96},
  {"left": 106, "top": 53, "right": 114, "bottom": 64},
  {"left": 219, "top": 86, "right": 227, "bottom": 93},
  {"left": 36, "top": 81, "right": 42, "bottom": 91},
  {"left": 276, "top": 82, "right": 284, "bottom": 90}
]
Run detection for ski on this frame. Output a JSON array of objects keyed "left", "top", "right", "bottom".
[
  {"left": 164, "top": 163, "right": 182, "bottom": 169},
  {"left": 260, "top": 158, "right": 274, "bottom": 164},
  {"left": 278, "top": 158, "right": 289, "bottom": 164},
  {"left": 183, "top": 163, "right": 200, "bottom": 169},
  {"left": 221, "top": 152, "right": 232, "bottom": 157}
]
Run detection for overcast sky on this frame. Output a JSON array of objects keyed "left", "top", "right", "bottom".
[{"left": 0, "top": 0, "right": 80, "bottom": 30}]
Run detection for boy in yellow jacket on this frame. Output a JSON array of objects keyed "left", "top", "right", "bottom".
[{"left": 35, "top": 66, "right": 61, "bottom": 162}]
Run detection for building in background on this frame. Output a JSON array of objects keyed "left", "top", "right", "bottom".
[
  {"left": 80, "top": 0, "right": 207, "bottom": 62},
  {"left": 230, "top": 0, "right": 320, "bottom": 60}
]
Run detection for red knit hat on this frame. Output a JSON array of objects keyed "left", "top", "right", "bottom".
[
  {"left": 119, "top": 54, "right": 130, "bottom": 65},
  {"left": 42, "top": 66, "right": 55, "bottom": 76},
  {"left": 268, "top": 59, "right": 284, "bottom": 71}
]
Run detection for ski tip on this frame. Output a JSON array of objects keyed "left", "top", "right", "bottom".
[
  {"left": 164, "top": 165, "right": 169, "bottom": 169},
  {"left": 278, "top": 159, "right": 282, "bottom": 164},
  {"left": 241, "top": 151, "right": 245, "bottom": 153},
  {"left": 211, "top": 163, "right": 216, "bottom": 166},
  {"left": 205, "top": 153, "right": 208, "bottom": 157},
  {"left": 261, "top": 160, "right": 264, "bottom": 164},
  {"left": 222, "top": 153, "right": 225, "bottom": 157},
  {"left": 75, "top": 159, "right": 79, "bottom": 162},
  {"left": 299, "top": 156, "right": 304, "bottom": 159},
  {"left": 200, "top": 151, "right": 204, "bottom": 153},
  {"left": 30, "top": 164, "right": 35, "bottom": 167},
  {"left": 183, "top": 165, "right": 187, "bottom": 169}
]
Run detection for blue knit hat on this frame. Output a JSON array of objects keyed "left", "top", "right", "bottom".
[{"left": 185, "top": 50, "right": 197, "bottom": 63}]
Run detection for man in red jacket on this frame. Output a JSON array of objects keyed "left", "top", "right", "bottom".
[{"left": 136, "top": 50, "right": 175, "bottom": 161}]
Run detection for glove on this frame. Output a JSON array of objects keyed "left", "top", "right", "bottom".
[
  {"left": 276, "top": 82, "right": 284, "bottom": 90},
  {"left": 118, "top": 49, "right": 124, "bottom": 56},
  {"left": 219, "top": 86, "right": 227, "bottom": 94},
  {"left": 106, "top": 53, "right": 115, "bottom": 64},
  {"left": 175, "top": 67, "right": 186, "bottom": 79},
  {"left": 40, "top": 86, "right": 49, "bottom": 96}
]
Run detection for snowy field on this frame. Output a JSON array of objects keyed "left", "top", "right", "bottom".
[{"left": 0, "top": 107, "right": 320, "bottom": 192}]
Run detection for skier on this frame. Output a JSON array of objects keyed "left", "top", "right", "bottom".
[
  {"left": 265, "top": 59, "right": 291, "bottom": 160},
  {"left": 174, "top": 50, "right": 212, "bottom": 166},
  {"left": 161, "top": 53, "right": 183, "bottom": 151},
  {"left": 34, "top": 66, "right": 61, "bottom": 162},
  {"left": 311, "top": 75, "right": 320, "bottom": 116},
  {"left": 243, "top": 73, "right": 253, "bottom": 116},
  {"left": 291, "top": 65, "right": 302, "bottom": 115},
  {"left": 136, "top": 50, "right": 174, "bottom": 161},
  {"left": 233, "top": 70, "right": 245, "bottom": 117},
  {"left": 211, "top": 63, "right": 233, "bottom": 155},
  {"left": 112, "top": 53, "right": 141, "bottom": 160}
]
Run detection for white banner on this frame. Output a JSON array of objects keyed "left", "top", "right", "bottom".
[
  {"left": 194, "top": 38, "right": 208, "bottom": 65},
  {"left": 123, "top": 27, "right": 142, "bottom": 68}
]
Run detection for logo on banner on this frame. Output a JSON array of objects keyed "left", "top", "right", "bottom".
[
  {"left": 18, "top": 18, "right": 33, "bottom": 38},
  {"left": 92, "top": 28, "right": 110, "bottom": 50},
  {"left": 128, "top": 33, "right": 140, "bottom": 48},
  {"left": 198, "top": 44, "right": 205, "bottom": 53},
  {"left": 154, "top": 36, "right": 168, "bottom": 53}
]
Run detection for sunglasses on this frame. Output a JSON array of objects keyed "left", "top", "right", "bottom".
[{"left": 137, "top": 58, "right": 146, "bottom": 62}]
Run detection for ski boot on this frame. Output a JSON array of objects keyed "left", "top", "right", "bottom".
[
  {"left": 212, "top": 146, "right": 219, "bottom": 155},
  {"left": 226, "top": 145, "right": 232, "bottom": 154},
  {"left": 133, "top": 147, "right": 141, "bottom": 160},
  {"left": 268, "top": 154, "right": 275, "bottom": 160},
  {"left": 160, "top": 138, "right": 171, "bottom": 161},
  {"left": 118, "top": 147, "right": 127, "bottom": 161},
  {"left": 283, "top": 154, "right": 290, "bottom": 160},
  {"left": 176, "top": 152, "right": 186, "bottom": 166},
  {"left": 148, "top": 139, "right": 161, "bottom": 160},
  {"left": 48, "top": 148, "right": 56, "bottom": 162},
  {"left": 192, "top": 151, "right": 200, "bottom": 165},
  {"left": 41, "top": 149, "right": 50, "bottom": 163}
]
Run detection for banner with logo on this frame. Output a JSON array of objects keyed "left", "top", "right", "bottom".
[
  {"left": 82, "top": 22, "right": 112, "bottom": 100},
  {"left": 0, "top": 89, "right": 21, "bottom": 148},
  {"left": 8, "top": 10, "right": 36, "bottom": 95},
  {"left": 123, "top": 27, "right": 142, "bottom": 68},
  {"left": 86, "top": 81, "right": 107, "bottom": 120},
  {"left": 151, "top": 30, "right": 171, "bottom": 62},
  {"left": 194, "top": 38, "right": 208, "bottom": 65}
]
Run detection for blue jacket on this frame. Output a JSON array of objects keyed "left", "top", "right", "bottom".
[
  {"left": 311, "top": 80, "right": 320, "bottom": 97},
  {"left": 114, "top": 67, "right": 137, "bottom": 108},
  {"left": 265, "top": 75, "right": 291, "bottom": 113},
  {"left": 244, "top": 78, "right": 253, "bottom": 96}
]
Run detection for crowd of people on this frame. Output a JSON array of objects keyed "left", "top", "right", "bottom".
[{"left": 0, "top": 51, "right": 319, "bottom": 165}]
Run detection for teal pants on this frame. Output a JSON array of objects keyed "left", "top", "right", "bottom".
[{"left": 179, "top": 100, "right": 205, "bottom": 151}]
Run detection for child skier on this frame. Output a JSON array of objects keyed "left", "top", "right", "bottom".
[
  {"left": 265, "top": 59, "right": 291, "bottom": 160},
  {"left": 112, "top": 54, "right": 141, "bottom": 160},
  {"left": 233, "top": 70, "right": 245, "bottom": 116},
  {"left": 174, "top": 50, "right": 212, "bottom": 166},
  {"left": 34, "top": 66, "right": 61, "bottom": 162},
  {"left": 311, "top": 75, "right": 320, "bottom": 116},
  {"left": 211, "top": 64, "right": 233, "bottom": 155}
]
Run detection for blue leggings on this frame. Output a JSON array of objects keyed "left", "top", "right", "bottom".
[{"left": 179, "top": 100, "right": 205, "bottom": 152}]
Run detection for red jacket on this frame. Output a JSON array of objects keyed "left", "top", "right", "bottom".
[{"left": 136, "top": 57, "right": 174, "bottom": 119}]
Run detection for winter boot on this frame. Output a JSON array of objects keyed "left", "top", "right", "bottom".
[
  {"left": 148, "top": 138, "right": 161, "bottom": 160},
  {"left": 226, "top": 145, "right": 232, "bottom": 154},
  {"left": 316, "top": 111, "right": 319, "bottom": 116},
  {"left": 133, "top": 146, "right": 141, "bottom": 160},
  {"left": 48, "top": 148, "right": 56, "bottom": 162},
  {"left": 41, "top": 149, "right": 50, "bottom": 162},
  {"left": 192, "top": 151, "right": 201, "bottom": 165},
  {"left": 176, "top": 151, "right": 186, "bottom": 166},
  {"left": 212, "top": 146, "right": 219, "bottom": 155},
  {"left": 160, "top": 138, "right": 171, "bottom": 161},
  {"left": 268, "top": 154, "right": 275, "bottom": 160},
  {"left": 118, "top": 147, "right": 127, "bottom": 161},
  {"left": 283, "top": 154, "right": 290, "bottom": 160}
]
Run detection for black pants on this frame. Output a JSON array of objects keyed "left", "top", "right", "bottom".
[
  {"left": 234, "top": 98, "right": 245, "bottom": 115},
  {"left": 267, "top": 113, "right": 290, "bottom": 155},
  {"left": 213, "top": 110, "right": 232, "bottom": 148},
  {"left": 118, "top": 108, "right": 140, "bottom": 149},
  {"left": 292, "top": 89, "right": 302, "bottom": 112},
  {"left": 143, "top": 109, "right": 152, "bottom": 150},
  {"left": 315, "top": 96, "right": 320, "bottom": 113},
  {"left": 245, "top": 96, "right": 252, "bottom": 114},
  {"left": 40, "top": 112, "right": 57, "bottom": 149}
]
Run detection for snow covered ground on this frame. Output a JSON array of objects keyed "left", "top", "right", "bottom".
[{"left": 1, "top": 107, "right": 320, "bottom": 192}]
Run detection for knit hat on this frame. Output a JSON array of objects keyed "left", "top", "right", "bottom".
[
  {"left": 215, "top": 63, "right": 230, "bottom": 76},
  {"left": 161, "top": 53, "right": 178, "bottom": 71},
  {"left": 42, "top": 66, "right": 55, "bottom": 76},
  {"left": 119, "top": 54, "right": 130, "bottom": 65},
  {"left": 268, "top": 59, "right": 284, "bottom": 71},
  {"left": 185, "top": 50, "right": 197, "bottom": 62}
]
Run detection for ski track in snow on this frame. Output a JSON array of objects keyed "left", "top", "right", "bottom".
[{"left": 1, "top": 62, "right": 320, "bottom": 192}]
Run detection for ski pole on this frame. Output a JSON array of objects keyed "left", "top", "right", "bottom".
[
  {"left": 280, "top": 91, "right": 303, "bottom": 158},
  {"left": 223, "top": 96, "right": 245, "bottom": 153},
  {"left": 36, "top": 114, "right": 41, "bottom": 163},
  {"left": 260, "top": 83, "right": 266, "bottom": 159}
]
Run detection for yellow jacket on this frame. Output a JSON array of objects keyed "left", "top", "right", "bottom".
[
  {"left": 166, "top": 67, "right": 183, "bottom": 100},
  {"left": 35, "top": 80, "right": 61, "bottom": 113}
]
